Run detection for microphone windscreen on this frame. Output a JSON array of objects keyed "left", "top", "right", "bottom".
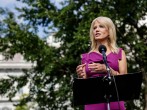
[{"left": 98, "top": 45, "right": 107, "bottom": 53}]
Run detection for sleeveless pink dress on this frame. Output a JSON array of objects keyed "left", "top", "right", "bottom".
[{"left": 81, "top": 48, "right": 126, "bottom": 110}]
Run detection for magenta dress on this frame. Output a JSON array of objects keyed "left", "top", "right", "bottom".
[{"left": 81, "top": 48, "right": 126, "bottom": 110}]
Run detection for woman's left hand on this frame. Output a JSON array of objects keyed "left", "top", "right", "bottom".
[{"left": 88, "top": 62, "right": 106, "bottom": 73}]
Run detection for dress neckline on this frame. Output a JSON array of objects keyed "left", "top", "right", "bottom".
[{"left": 89, "top": 51, "right": 113, "bottom": 57}]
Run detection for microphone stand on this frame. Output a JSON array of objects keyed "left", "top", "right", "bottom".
[
  {"left": 102, "top": 51, "right": 112, "bottom": 110},
  {"left": 101, "top": 51, "right": 111, "bottom": 82}
]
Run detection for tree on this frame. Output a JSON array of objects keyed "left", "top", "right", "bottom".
[{"left": 0, "top": 0, "right": 147, "bottom": 109}]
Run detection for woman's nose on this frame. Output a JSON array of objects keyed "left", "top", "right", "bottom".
[{"left": 96, "top": 27, "right": 100, "bottom": 31}]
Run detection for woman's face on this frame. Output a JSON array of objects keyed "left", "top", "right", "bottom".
[{"left": 93, "top": 21, "right": 109, "bottom": 41}]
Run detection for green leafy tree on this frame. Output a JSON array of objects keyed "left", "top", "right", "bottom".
[
  {"left": 0, "top": 0, "right": 146, "bottom": 110},
  {"left": 15, "top": 105, "right": 28, "bottom": 110}
]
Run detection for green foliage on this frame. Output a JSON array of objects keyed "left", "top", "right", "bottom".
[
  {"left": 0, "top": 0, "right": 147, "bottom": 110},
  {"left": 15, "top": 106, "right": 28, "bottom": 110}
]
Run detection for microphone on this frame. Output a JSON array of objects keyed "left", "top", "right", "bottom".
[
  {"left": 98, "top": 45, "right": 111, "bottom": 81},
  {"left": 98, "top": 45, "right": 107, "bottom": 64}
]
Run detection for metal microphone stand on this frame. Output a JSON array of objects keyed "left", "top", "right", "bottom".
[{"left": 102, "top": 55, "right": 112, "bottom": 110}]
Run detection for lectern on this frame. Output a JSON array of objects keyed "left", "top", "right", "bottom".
[{"left": 72, "top": 72, "right": 142, "bottom": 107}]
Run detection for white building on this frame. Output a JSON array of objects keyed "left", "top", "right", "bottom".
[
  {"left": 0, "top": 33, "right": 60, "bottom": 110},
  {"left": 46, "top": 32, "right": 61, "bottom": 48},
  {"left": 0, "top": 53, "right": 33, "bottom": 110}
]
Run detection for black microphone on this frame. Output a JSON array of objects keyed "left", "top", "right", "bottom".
[
  {"left": 99, "top": 45, "right": 107, "bottom": 64},
  {"left": 98, "top": 45, "right": 111, "bottom": 81}
]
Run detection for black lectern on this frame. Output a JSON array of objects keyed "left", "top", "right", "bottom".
[{"left": 72, "top": 72, "right": 142, "bottom": 106}]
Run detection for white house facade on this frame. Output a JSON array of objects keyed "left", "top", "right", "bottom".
[
  {"left": 0, "top": 33, "right": 60, "bottom": 110},
  {"left": 0, "top": 53, "right": 32, "bottom": 110}
]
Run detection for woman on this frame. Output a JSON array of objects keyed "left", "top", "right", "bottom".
[{"left": 76, "top": 16, "right": 127, "bottom": 110}]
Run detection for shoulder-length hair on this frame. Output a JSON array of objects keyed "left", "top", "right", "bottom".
[{"left": 89, "top": 16, "right": 119, "bottom": 53}]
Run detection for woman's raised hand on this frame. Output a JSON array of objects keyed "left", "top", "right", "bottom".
[{"left": 76, "top": 63, "right": 87, "bottom": 78}]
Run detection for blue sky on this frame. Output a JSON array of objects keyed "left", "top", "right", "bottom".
[
  {"left": 0, "top": 0, "right": 146, "bottom": 35},
  {"left": 0, "top": 0, "right": 62, "bottom": 38},
  {"left": 0, "top": 0, "right": 24, "bottom": 11},
  {"left": 0, "top": 0, "right": 63, "bottom": 9}
]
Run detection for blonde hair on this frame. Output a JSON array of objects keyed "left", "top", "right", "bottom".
[{"left": 89, "top": 16, "right": 118, "bottom": 53}]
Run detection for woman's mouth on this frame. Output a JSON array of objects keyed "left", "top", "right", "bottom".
[{"left": 95, "top": 33, "right": 101, "bottom": 37}]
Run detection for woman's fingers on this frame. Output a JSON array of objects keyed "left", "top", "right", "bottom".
[
  {"left": 88, "top": 63, "right": 106, "bottom": 73},
  {"left": 88, "top": 63, "right": 98, "bottom": 72},
  {"left": 78, "top": 73, "right": 86, "bottom": 78},
  {"left": 76, "top": 63, "right": 86, "bottom": 78},
  {"left": 76, "top": 63, "right": 86, "bottom": 71}
]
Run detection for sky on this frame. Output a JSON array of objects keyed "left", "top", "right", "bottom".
[
  {"left": 0, "top": 0, "right": 146, "bottom": 36},
  {"left": 0, "top": 0, "right": 63, "bottom": 9},
  {"left": 0, "top": 0, "right": 63, "bottom": 38},
  {"left": 0, "top": 0, "right": 24, "bottom": 11}
]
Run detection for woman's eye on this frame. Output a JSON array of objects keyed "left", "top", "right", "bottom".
[
  {"left": 93, "top": 26, "right": 97, "bottom": 30},
  {"left": 99, "top": 25, "right": 104, "bottom": 28}
]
